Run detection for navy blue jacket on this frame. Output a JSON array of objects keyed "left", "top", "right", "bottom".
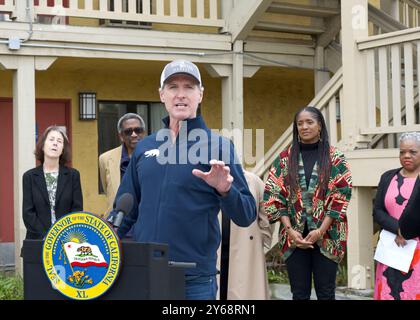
[{"left": 116, "top": 116, "right": 256, "bottom": 276}]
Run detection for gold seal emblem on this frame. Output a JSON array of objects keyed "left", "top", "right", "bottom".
[{"left": 42, "top": 212, "right": 121, "bottom": 300}]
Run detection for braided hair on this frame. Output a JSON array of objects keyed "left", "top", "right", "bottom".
[{"left": 287, "top": 106, "right": 332, "bottom": 199}]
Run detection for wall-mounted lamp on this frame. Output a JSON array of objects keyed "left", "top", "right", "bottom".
[{"left": 79, "top": 92, "right": 97, "bottom": 120}]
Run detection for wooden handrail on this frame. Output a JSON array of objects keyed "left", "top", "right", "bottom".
[{"left": 0, "top": 0, "right": 225, "bottom": 28}]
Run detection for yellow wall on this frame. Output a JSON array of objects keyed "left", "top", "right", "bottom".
[
  {"left": 0, "top": 70, "right": 13, "bottom": 95},
  {"left": 369, "top": 0, "right": 381, "bottom": 8},
  {"left": 244, "top": 67, "right": 314, "bottom": 168},
  {"left": 0, "top": 57, "right": 314, "bottom": 216}
]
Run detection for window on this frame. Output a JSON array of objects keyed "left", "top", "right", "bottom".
[
  {"left": 98, "top": 100, "right": 166, "bottom": 156},
  {"left": 97, "top": 100, "right": 166, "bottom": 193}
]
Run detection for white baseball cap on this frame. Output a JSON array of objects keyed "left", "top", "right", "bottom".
[{"left": 160, "top": 60, "right": 202, "bottom": 88}]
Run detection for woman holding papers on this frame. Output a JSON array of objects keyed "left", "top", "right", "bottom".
[
  {"left": 373, "top": 131, "right": 420, "bottom": 300},
  {"left": 263, "top": 107, "right": 352, "bottom": 300},
  {"left": 22, "top": 126, "right": 83, "bottom": 240}
]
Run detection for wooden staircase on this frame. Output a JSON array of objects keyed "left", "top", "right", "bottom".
[{"left": 247, "top": 0, "right": 420, "bottom": 181}]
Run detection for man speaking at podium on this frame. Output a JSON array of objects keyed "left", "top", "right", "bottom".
[{"left": 111, "top": 60, "right": 256, "bottom": 300}]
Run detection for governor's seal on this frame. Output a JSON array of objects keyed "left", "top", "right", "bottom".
[{"left": 42, "top": 212, "right": 121, "bottom": 300}]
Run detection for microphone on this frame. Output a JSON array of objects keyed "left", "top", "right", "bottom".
[{"left": 110, "top": 193, "right": 134, "bottom": 229}]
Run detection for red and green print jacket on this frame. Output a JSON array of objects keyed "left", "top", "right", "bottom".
[{"left": 263, "top": 146, "right": 352, "bottom": 263}]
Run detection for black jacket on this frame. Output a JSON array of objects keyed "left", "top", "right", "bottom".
[
  {"left": 399, "top": 177, "right": 420, "bottom": 239},
  {"left": 373, "top": 168, "right": 419, "bottom": 237},
  {"left": 22, "top": 165, "right": 83, "bottom": 239}
]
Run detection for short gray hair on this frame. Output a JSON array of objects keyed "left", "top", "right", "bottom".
[
  {"left": 117, "top": 113, "right": 145, "bottom": 133},
  {"left": 399, "top": 131, "right": 420, "bottom": 145}
]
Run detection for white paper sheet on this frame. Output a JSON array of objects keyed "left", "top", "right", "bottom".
[{"left": 374, "top": 229, "right": 417, "bottom": 273}]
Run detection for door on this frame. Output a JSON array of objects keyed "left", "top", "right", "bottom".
[
  {"left": 0, "top": 99, "right": 13, "bottom": 242},
  {"left": 36, "top": 100, "right": 72, "bottom": 146},
  {"left": 0, "top": 99, "right": 70, "bottom": 243}
]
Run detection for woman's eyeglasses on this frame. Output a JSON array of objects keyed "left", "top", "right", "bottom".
[{"left": 123, "top": 127, "right": 144, "bottom": 136}]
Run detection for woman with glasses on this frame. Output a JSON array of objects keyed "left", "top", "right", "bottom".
[
  {"left": 99, "top": 113, "right": 146, "bottom": 218},
  {"left": 263, "top": 106, "right": 352, "bottom": 300},
  {"left": 22, "top": 125, "right": 83, "bottom": 239}
]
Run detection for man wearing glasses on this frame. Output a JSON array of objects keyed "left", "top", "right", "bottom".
[{"left": 99, "top": 113, "right": 146, "bottom": 218}]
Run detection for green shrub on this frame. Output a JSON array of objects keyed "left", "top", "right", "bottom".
[
  {"left": 267, "top": 269, "right": 289, "bottom": 284},
  {"left": 0, "top": 273, "right": 24, "bottom": 300},
  {"left": 336, "top": 259, "right": 348, "bottom": 287},
  {"left": 266, "top": 246, "right": 289, "bottom": 284}
]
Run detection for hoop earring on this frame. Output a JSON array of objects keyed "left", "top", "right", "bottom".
[{"left": 318, "top": 132, "right": 322, "bottom": 142}]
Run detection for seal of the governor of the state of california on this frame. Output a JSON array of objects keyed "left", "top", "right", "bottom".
[{"left": 42, "top": 212, "right": 121, "bottom": 300}]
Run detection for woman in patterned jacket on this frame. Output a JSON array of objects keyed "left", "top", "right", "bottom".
[{"left": 264, "top": 106, "right": 352, "bottom": 300}]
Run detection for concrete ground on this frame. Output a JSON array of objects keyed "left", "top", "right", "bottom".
[{"left": 270, "top": 283, "right": 373, "bottom": 300}]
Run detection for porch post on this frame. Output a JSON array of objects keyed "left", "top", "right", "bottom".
[
  {"left": 340, "top": 0, "right": 369, "bottom": 151},
  {"left": 231, "top": 40, "right": 244, "bottom": 163},
  {"left": 341, "top": 0, "right": 373, "bottom": 290},
  {"left": 206, "top": 59, "right": 259, "bottom": 168},
  {"left": 207, "top": 42, "right": 245, "bottom": 163},
  {"left": 347, "top": 187, "right": 374, "bottom": 290},
  {"left": 13, "top": 56, "right": 36, "bottom": 275},
  {"left": 0, "top": 55, "right": 57, "bottom": 275}
]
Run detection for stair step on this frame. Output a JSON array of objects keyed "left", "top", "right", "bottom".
[
  {"left": 267, "top": 2, "right": 339, "bottom": 18},
  {"left": 255, "top": 22, "right": 325, "bottom": 35}
]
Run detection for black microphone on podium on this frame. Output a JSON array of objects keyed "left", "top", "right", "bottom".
[{"left": 107, "top": 193, "right": 134, "bottom": 229}]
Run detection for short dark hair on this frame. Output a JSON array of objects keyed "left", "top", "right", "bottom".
[{"left": 35, "top": 126, "right": 71, "bottom": 165}]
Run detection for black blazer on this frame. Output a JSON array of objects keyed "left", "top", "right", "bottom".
[
  {"left": 22, "top": 165, "right": 83, "bottom": 239},
  {"left": 373, "top": 168, "right": 419, "bottom": 237},
  {"left": 399, "top": 177, "right": 420, "bottom": 239}
]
